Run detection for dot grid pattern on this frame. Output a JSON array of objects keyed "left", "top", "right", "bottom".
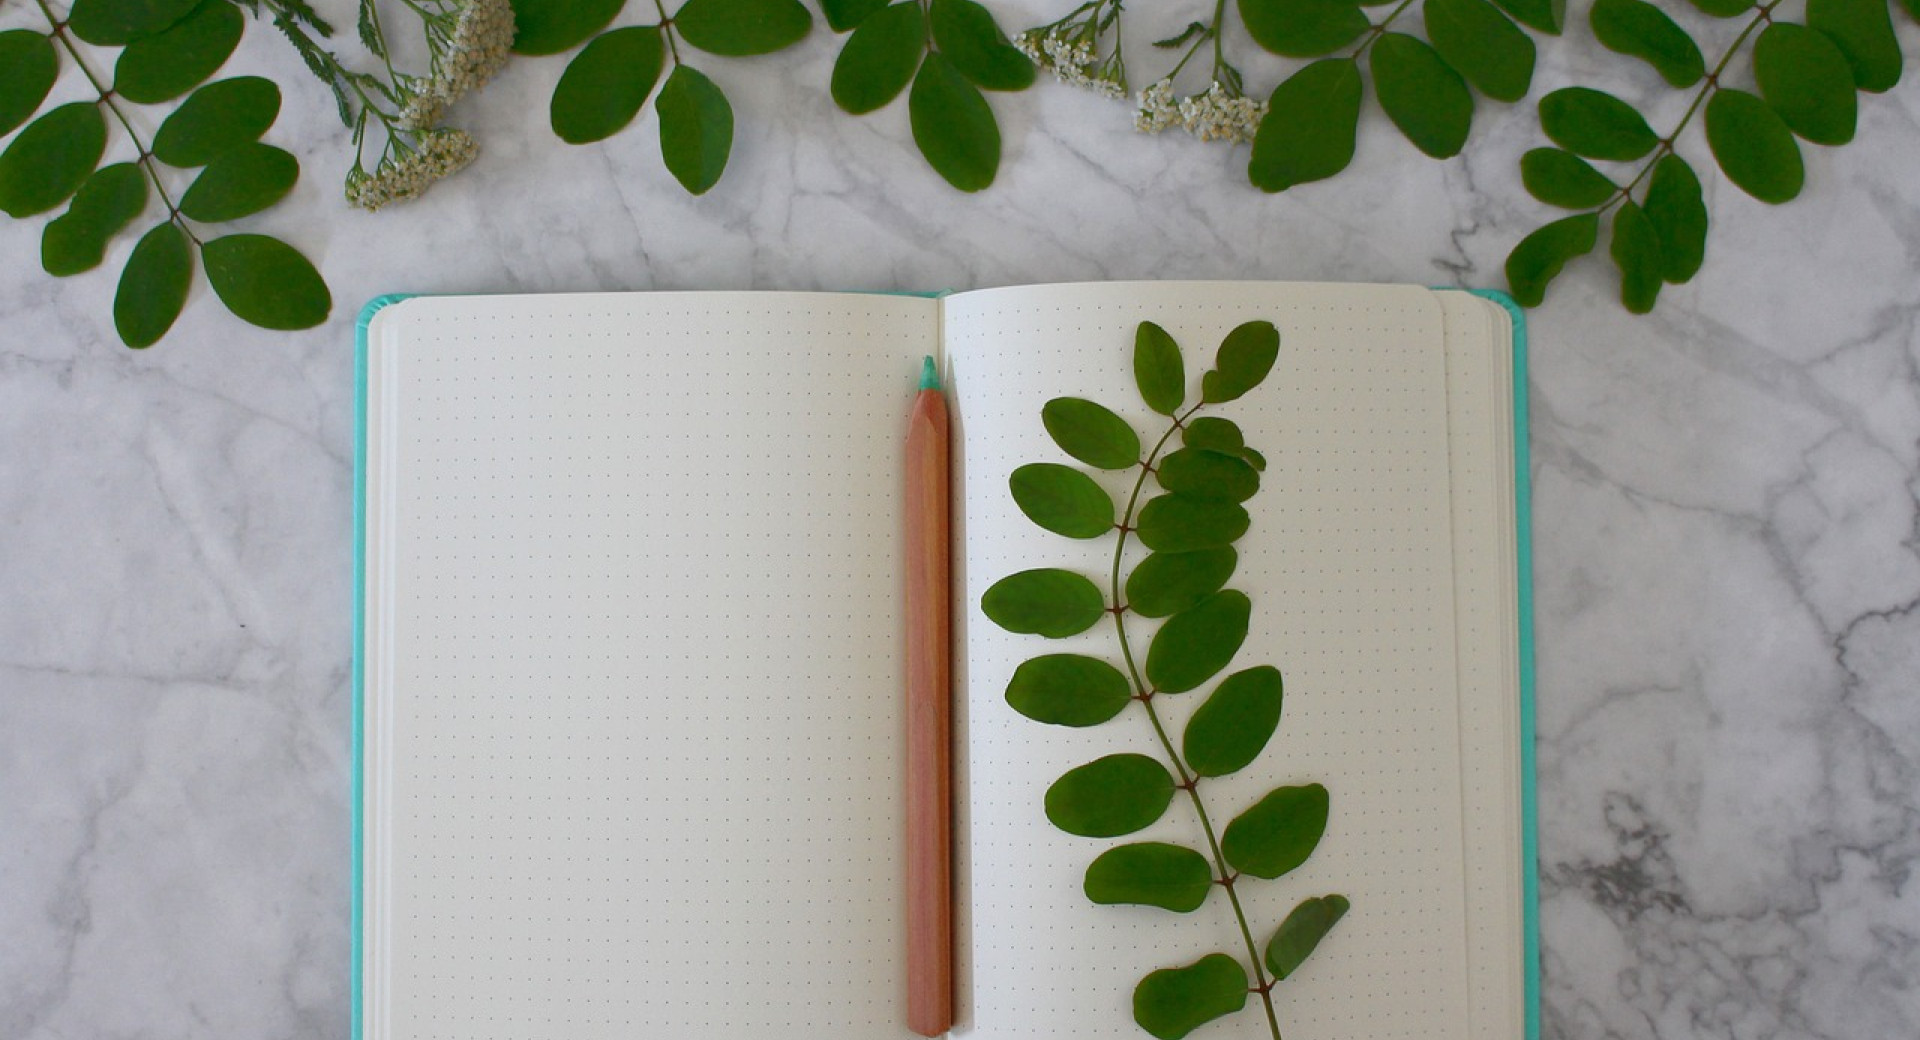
[
  {"left": 941, "top": 283, "right": 1496, "bottom": 1039},
  {"left": 364, "top": 292, "right": 937, "bottom": 1040}
]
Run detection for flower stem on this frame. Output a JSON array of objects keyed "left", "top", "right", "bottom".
[{"left": 1109, "top": 405, "right": 1284, "bottom": 1040}]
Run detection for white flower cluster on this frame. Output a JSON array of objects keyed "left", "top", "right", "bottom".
[
  {"left": 1133, "top": 79, "right": 1179, "bottom": 133},
  {"left": 397, "top": 0, "right": 515, "bottom": 131},
  {"left": 1180, "top": 82, "right": 1266, "bottom": 143},
  {"left": 346, "top": 128, "right": 480, "bottom": 211},
  {"left": 1015, "top": 27, "right": 1124, "bottom": 99}
]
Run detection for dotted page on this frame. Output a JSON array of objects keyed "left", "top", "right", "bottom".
[
  {"left": 941, "top": 283, "right": 1479, "bottom": 1040},
  {"left": 361, "top": 292, "right": 939, "bottom": 1040}
]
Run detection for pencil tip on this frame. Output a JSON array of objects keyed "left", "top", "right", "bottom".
[{"left": 920, "top": 356, "right": 940, "bottom": 392}]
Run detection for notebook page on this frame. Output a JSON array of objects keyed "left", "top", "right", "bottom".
[
  {"left": 942, "top": 282, "right": 1472, "bottom": 1040},
  {"left": 360, "top": 291, "right": 938, "bottom": 1040}
]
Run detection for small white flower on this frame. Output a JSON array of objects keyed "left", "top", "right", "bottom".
[
  {"left": 1134, "top": 79, "right": 1179, "bottom": 133},
  {"left": 1178, "top": 82, "right": 1266, "bottom": 144},
  {"left": 396, "top": 0, "right": 515, "bottom": 131},
  {"left": 347, "top": 128, "right": 480, "bottom": 211}
]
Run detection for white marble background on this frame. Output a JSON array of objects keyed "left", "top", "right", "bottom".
[{"left": 2, "top": 0, "right": 1917, "bottom": 1037}]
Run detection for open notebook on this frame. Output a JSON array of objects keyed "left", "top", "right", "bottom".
[{"left": 354, "top": 281, "right": 1536, "bottom": 1040}]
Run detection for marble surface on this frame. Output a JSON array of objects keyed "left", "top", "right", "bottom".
[{"left": 3, "top": 1, "right": 1918, "bottom": 1037}]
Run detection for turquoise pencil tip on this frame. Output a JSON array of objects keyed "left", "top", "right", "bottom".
[{"left": 920, "top": 356, "right": 940, "bottom": 391}]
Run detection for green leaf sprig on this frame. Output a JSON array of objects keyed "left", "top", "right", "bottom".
[
  {"left": 984, "top": 320, "right": 1349, "bottom": 1040},
  {"left": 1506, "top": 0, "right": 1909, "bottom": 313},
  {"left": 827, "top": 0, "right": 1035, "bottom": 191},
  {"left": 2, "top": 0, "right": 329, "bottom": 347},
  {"left": 537, "top": 0, "right": 813, "bottom": 194}
]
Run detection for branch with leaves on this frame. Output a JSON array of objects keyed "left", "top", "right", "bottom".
[
  {"left": 1, "top": 0, "right": 328, "bottom": 347},
  {"left": 1507, "top": 0, "right": 1913, "bottom": 312},
  {"left": 983, "top": 320, "right": 1347, "bottom": 1040}
]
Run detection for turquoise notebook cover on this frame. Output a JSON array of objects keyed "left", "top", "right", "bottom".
[{"left": 351, "top": 289, "right": 1539, "bottom": 1040}]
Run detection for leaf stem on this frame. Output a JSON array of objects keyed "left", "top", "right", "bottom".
[
  {"left": 653, "top": 0, "right": 683, "bottom": 64},
  {"left": 1110, "top": 404, "right": 1284, "bottom": 1040},
  {"left": 1600, "top": 0, "right": 1786, "bottom": 214},
  {"left": 1349, "top": 0, "right": 1417, "bottom": 60},
  {"left": 32, "top": 0, "right": 199, "bottom": 245}
]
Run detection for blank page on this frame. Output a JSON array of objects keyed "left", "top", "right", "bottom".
[{"left": 360, "top": 292, "right": 938, "bottom": 1040}]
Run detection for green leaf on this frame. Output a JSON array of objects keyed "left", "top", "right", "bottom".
[
  {"left": 1488, "top": 0, "right": 1564, "bottom": 34},
  {"left": 677, "top": 0, "right": 813, "bottom": 56},
  {"left": 43, "top": 163, "right": 148, "bottom": 276},
  {"left": 1248, "top": 58, "right": 1362, "bottom": 191},
  {"left": 1642, "top": 154, "right": 1706, "bottom": 284},
  {"left": 509, "top": 0, "right": 626, "bottom": 55},
  {"left": 0, "top": 31, "right": 59, "bottom": 137},
  {"left": 981, "top": 567, "right": 1106, "bottom": 637},
  {"left": 1239, "top": 447, "right": 1267, "bottom": 471},
  {"left": 909, "top": 52, "right": 999, "bottom": 192},
  {"left": 1005, "top": 654, "right": 1132, "bottom": 727},
  {"left": 1221, "top": 783, "right": 1330, "bottom": 878},
  {"left": 1265, "top": 895, "right": 1351, "bottom": 979},
  {"left": 1156, "top": 449, "right": 1257, "bottom": 503},
  {"left": 1045, "top": 754, "right": 1174, "bottom": 837},
  {"left": 1145, "top": 589, "right": 1251, "bottom": 693},
  {"left": 154, "top": 77, "right": 280, "bottom": 167},
  {"left": 202, "top": 234, "right": 330, "bottom": 331},
  {"left": 1183, "top": 666, "right": 1284, "bottom": 777},
  {"left": 178, "top": 143, "right": 297, "bottom": 223},
  {"left": 1201, "top": 320, "right": 1279, "bottom": 404},
  {"left": 831, "top": 1, "right": 926, "bottom": 114},
  {"left": 1705, "top": 89, "right": 1803, "bottom": 204},
  {"left": 1182, "top": 417, "right": 1244, "bottom": 454},
  {"left": 1085, "top": 843, "right": 1214, "bottom": 912},
  {"left": 551, "top": 27, "right": 666, "bottom": 144},
  {"left": 1042, "top": 397, "right": 1140, "bottom": 469},
  {"left": 1806, "top": 0, "right": 1901, "bottom": 92},
  {"left": 820, "top": 0, "right": 891, "bottom": 32},
  {"left": 1520, "top": 148, "right": 1616, "bottom": 209},
  {"left": 1137, "top": 494, "right": 1250, "bottom": 554},
  {"left": 68, "top": 0, "right": 199, "bottom": 46},
  {"left": 1754, "top": 23, "right": 1858, "bottom": 145},
  {"left": 1425, "top": 0, "right": 1535, "bottom": 103},
  {"left": 114, "top": 222, "right": 191, "bottom": 348},
  {"left": 1133, "top": 321, "right": 1185, "bottom": 416},
  {"left": 0, "top": 103, "right": 106, "bottom": 218},
  {"left": 1133, "top": 954, "right": 1248, "bottom": 1040},
  {"left": 1010, "top": 462, "right": 1115, "bottom": 538},
  {"left": 1589, "top": 0, "right": 1705, "bottom": 87},
  {"left": 113, "top": 0, "right": 243, "bottom": 104},
  {"left": 1609, "top": 201, "right": 1663, "bottom": 315},
  {"left": 1902, "top": 0, "right": 1920, "bottom": 25},
  {"left": 929, "top": 0, "right": 1034, "bottom": 91},
  {"left": 657, "top": 65, "right": 734, "bottom": 195},
  {"left": 1127, "top": 547, "right": 1238, "bottom": 618},
  {"left": 1505, "top": 212, "right": 1599, "bottom": 307},
  {"left": 1370, "top": 33, "right": 1473, "bottom": 159},
  {"left": 1537, "top": 87, "right": 1658, "bottom": 161},
  {"left": 1239, "top": 0, "right": 1369, "bottom": 57},
  {"left": 1685, "top": 0, "right": 1753, "bottom": 15}
]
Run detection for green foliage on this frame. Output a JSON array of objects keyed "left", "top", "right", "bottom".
[
  {"left": 987, "top": 321, "right": 1344, "bottom": 1040},
  {"left": 1490, "top": 0, "right": 1565, "bottom": 34},
  {"left": 1221, "top": 783, "right": 1330, "bottom": 878},
  {"left": 1806, "top": 0, "right": 1902, "bottom": 92},
  {"left": 1371, "top": 33, "right": 1473, "bottom": 159},
  {"left": 1010, "top": 462, "right": 1115, "bottom": 538},
  {"left": 1538, "top": 87, "right": 1657, "bottom": 161},
  {"left": 1706, "top": 89, "right": 1804, "bottom": 203},
  {"left": 113, "top": 0, "right": 243, "bottom": 103},
  {"left": 656, "top": 65, "right": 735, "bottom": 195},
  {"left": 1642, "top": 155, "right": 1706, "bottom": 283},
  {"left": 1248, "top": 59, "right": 1362, "bottom": 191},
  {"left": 1183, "top": 666, "right": 1284, "bottom": 777},
  {"left": 0, "top": 103, "right": 107, "bottom": 218},
  {"left": 931, "top": 0, "right": 1036, "bottom": 90},
  {"left": 1133, "top": 955, "right": 1249, "bottom": 1040},
  {"left": 0, "top": 32, "right": 59, "bottom": 138},
  {"left": 1754, "top": 23, "right": 1858, "bottom": 145},
  {"left": 154, "top": 77, "right": 281, "bottom": 167},
  {"left": 1589, "top": 0, "right": 1704, "bottom": 87},
  {"left": 676, "top": 0, "right": 814, "bottom": 56},
  {"left": 1264, "top": 895, "right": 1350, "bottom": 979},
  {"left": 982, "top": 567, "right": 1107, "bottom": 637},
  {"left": 114, "top": 222, "right": 192, "bottom": 348},
  {"left": 42, "top": 163, "right": 147, "bottom": 276},
  {"left": 1520, "top": 148, "right": 1617, "bottom": 209},
  {"left": 68, "top": 0, "right": 199, "bottom": 47},
  {"left": 1046, "top": 753, "right": 1175, "bottom": 837},
  {"left": 178, "top": 143, "right": 297, "bottom": 222},
  {"left": 1608, "top": 200, "right": 1663, "bottom": 314},
  {"left": 1085, "top": 843, "right": 1215, "bottom": 912},
  {"left": 1505, "top": 212, "right": 1598, "bottom": 307},
  {"left": 831, "top": 2, "right": 926, "bottom": 113},
  {"left": 1425, "top": 0, "right": 1536, "bottom": 103},
  {"left": 508, "top": 0, "right": 626, "bottom": 55},
  {"left": 1240, "top": 0, "right": 1370, "bottom": 57},
  {"left": 202, "top": 234, "right": 331, "bottom": 331},
  {"left": 909, "top": 53, "right": 1002, "bottom": 191},
  {"left": 550, "top": 27, "right": 665, "bottom": 144},
  {"left": 1006, "top": 654, "right": 1133, "bottom": 726}
]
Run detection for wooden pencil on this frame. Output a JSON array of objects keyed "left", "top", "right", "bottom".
[{"left": 904, "top": 356, "right": 953, "bottom": 1037}]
